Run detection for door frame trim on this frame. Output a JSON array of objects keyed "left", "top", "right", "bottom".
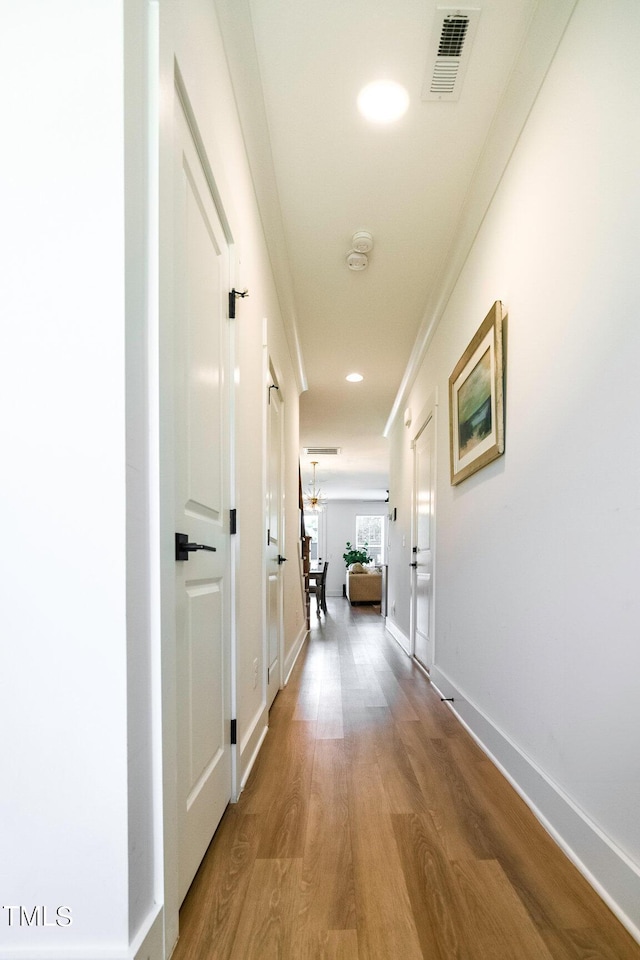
[
  {"left": 409, "top": 390, "right": 438, "bottom": 665},
  {"left": 265, "top": 355, "right": 285, "bottom": 704}
]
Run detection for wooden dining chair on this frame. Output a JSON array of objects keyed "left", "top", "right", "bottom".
[{"left": 310, "top": 561, "right": 328, "bottom": 616}]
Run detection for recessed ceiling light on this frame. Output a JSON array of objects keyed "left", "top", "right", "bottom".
[
  {"left": 357, "top": 80, "right": 409, "bottom": 124},
  {"left": 346, "top": 373, "right": 364, "bottom": 382}
]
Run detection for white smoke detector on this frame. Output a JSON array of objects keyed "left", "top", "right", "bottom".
[
  {"left": 346, "top": 250, "right": 368, "bottom": 271},
  {"left": 352, "top": 231, "right": 374, "bottom": 253}
]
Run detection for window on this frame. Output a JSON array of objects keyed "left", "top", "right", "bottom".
[
  {"left": 304, "top": 511, "right": 319, "bottom": 561},
  {"left": 355, "top": 515, "right": 385, "bottom": 564}
]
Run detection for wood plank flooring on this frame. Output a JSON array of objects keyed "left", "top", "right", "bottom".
[{"left": 172, "top": 599, "right": 640, "bottom": 960}]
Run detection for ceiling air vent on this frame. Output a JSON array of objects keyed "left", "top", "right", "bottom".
[
  {"left": 422, "top": 8, "right": 481, "bottom": 102},
  {"left": 304, "top": 447, "right": 341, "bottom": 456}
]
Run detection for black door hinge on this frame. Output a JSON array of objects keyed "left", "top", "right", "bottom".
[
  {"left": 228, "top": 288, "right": 249, "bottom": 319},
  {"left": 230, "top": 508, "right": 237, "bottom": 535},
  {"left": 230, "top": 719, "right": 237, "bottom": 745}
]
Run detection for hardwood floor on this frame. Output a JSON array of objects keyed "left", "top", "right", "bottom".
[{"left": 172, "top": 599, "right": 640, "bottom": 960}]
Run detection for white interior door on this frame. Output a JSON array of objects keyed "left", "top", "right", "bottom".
[
  {"left": 174, "top": 98, "right": 232, "bottom": 903},
  {"left": 266, "top": 374, "right": 284, "bottom": 708},
  {"left": 412, "top": 415, "right": 435, "bottom": 671}
]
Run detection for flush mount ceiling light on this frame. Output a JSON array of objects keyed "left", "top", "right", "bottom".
[
  {"left": 357, "top": 80, "right": 409, "bottom": 123},
  {"left": 346, "top": 373, "right": 364, "bottom": 382}
]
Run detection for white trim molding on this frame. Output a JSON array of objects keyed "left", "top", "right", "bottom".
[
  {"left": 0, "top": 907, "right": 165, "bottom": 960},
  {"left": 133, "top": 907, "right": 164, "bottom": 960},
  {"left": 238, "top": 702, "right": 269, "bottom": 797},
  {"left": 385, "top": 618, "right": 411, "bottom": 656},
  {"left": 239, "top": 716, "right": 269, "bottom": 795},
  {"left": 431, "top": 667, "right": 640, "bottom": 945},
  {"left": 284, "top": 624, "right": 309, "bottom": 684},
  {"left": 238, "top": 624, "right": 308, "bottom": 796}
]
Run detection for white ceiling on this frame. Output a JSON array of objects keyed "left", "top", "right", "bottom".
[{"left": 215, "top": 0, "right": 568, "bottom": 500}]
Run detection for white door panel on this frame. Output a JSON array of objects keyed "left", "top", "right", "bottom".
[
  {"left": 413, "top": 416, "right": 435, "bottom": 671},
  {"left": 266, "top": 375, "right": 283, "bottom": 707},
  {"left": 174, "top": 97, "right": 231, "bottom": 904}
]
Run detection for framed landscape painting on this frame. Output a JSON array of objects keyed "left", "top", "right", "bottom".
[{"left": 449, "top": 301, "right": 504, "bottom": 485}]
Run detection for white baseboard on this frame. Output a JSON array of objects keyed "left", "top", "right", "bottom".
[
  {"left": 236, "top": 625, "right": 309, "bottom": 798},
  {"left": 239, "top": 718, "right": 269, "bottom": 794},
  {"left": 0, "top": 906, "right": 165, "bottom": 960},
  {"left": 133, "top": 906, "right": 164, "bottom": 960},
  {"left": 238, "top": 702, "right": 269, "bottom": 796},
  {"left": 284, "top": 624, "right": 308, "bottom": 684},
  {"left": 385, "top": 617, "right": 410, "bottom": 655},
  {"left": 430, "top": 666, "right": 640, "bottom": 945}
]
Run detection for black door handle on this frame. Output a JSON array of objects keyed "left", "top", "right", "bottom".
[
  {"left": 277, "top": 555, "right": 288, "bottom": 564},
  {"left": 175, "top": 532, "right": 217, "bottom": 561}
]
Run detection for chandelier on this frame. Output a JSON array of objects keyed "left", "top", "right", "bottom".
[{"left": 303, "top": 461, "right": 327, "bottom": 513}]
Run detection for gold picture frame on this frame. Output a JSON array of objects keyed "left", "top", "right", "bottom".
[{"left": 449, "top": 301, "right": 505, "bottom": 485}]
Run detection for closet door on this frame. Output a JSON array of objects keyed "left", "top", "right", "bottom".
[{"left": 173, "top": 96, "right": 232, "bottom": 903}]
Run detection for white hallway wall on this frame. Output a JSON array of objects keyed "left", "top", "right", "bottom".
[
  {"left": 387, "top": 0, "right": 640, "bottom": 938},
  {"left": 1, "top": 1, "right": 146, "bottom": 957}
]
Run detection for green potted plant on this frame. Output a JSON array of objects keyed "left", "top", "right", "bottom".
[{"left": 342, "top": 541, "right": 372, "bottom": 567}]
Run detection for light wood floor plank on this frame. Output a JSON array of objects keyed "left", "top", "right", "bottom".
[
  {"left": 348, "top": 761, "right": 424, "bottom": 960},
  {"left": 171, "top": 810, "right": 261, "bottom": 960},
  {"left": 459, "top": 755, "right": 609, "bottom": 930},
  {"left": 242, "top": 721, "right": 316, "bottom": 859},
  {"left": 174, "top": 599, "right": 640, "bottom": 960},
  {"left": 375, "top": 667, "right": 421, "bottom": 721},
  {"left": 316, "top": 651, "right": 344, "bottom": 739},
  {"left": 296, "top": 740, "right": 356, "bottom": 934},
  {"left": 323, "top": 930, "right": 360, "bottom": 959},
  {"left": 290, "top": 929, "right": 360, "bottom": 960},
  {"left": 541, "top": 925, "right": 640, "bottom": 960},
  {"left": 451, "top": 858, "right": 555, "bottom": 959},
  {"left": 369, "top": 720, "right": 430, "bottom": 814},
  {"left": 397, "top": 675, "right": 464, "bottom": 739},
  {"left": 343, "top": 703, "right": 389, "bottom": 768},
  {"left": 293, "top": 676, "right": 321, "bottom": 722},
  {"left": 392, "top": 811, "right": 469, "bottom": 960},
  {"left": 397, "top": 720, "right": 494, "bottom": 860},
  {"left": 228, "top": 858, "right": 303, "bottom": 960},
  {"left": 354, "top": 663, "right": 388, "bottom": 708}
]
